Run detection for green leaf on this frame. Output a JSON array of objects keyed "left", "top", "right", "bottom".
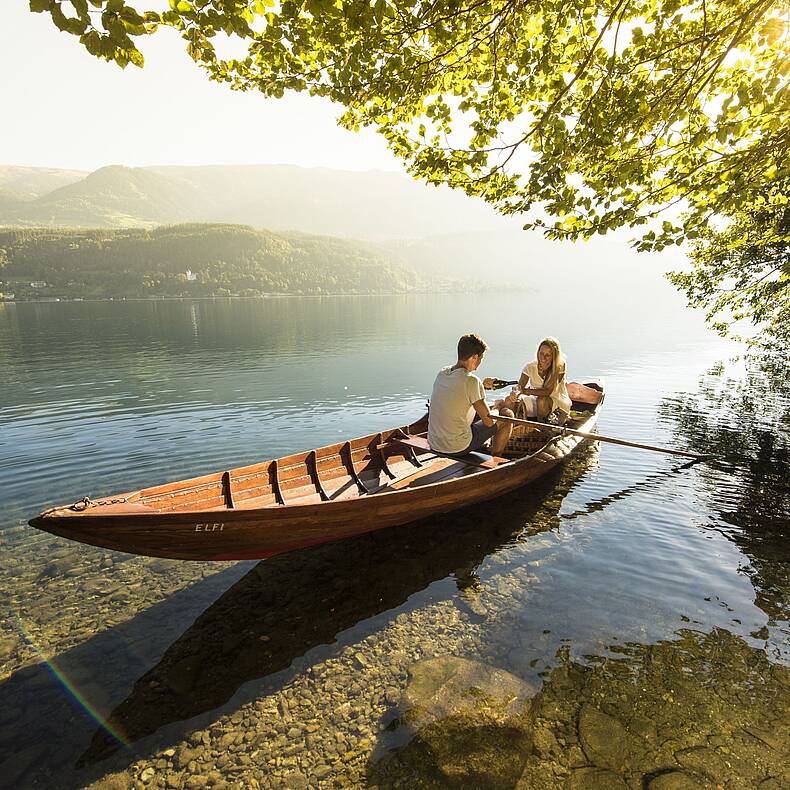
[{"left": 79, "top": 29, "right": 102, "bottom": 55}]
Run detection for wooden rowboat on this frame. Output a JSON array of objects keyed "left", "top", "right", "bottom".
[{"left": 29, "top": 382, "right": 604, "bottom": 561}]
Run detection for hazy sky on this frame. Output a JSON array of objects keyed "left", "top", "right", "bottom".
[{"left": 2, "top": 4, "right": 400, "bottom": 172}]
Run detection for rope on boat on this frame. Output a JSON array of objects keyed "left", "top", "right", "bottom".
[{"left": 68, "top": 495, "right": 129, "bottom": 512}]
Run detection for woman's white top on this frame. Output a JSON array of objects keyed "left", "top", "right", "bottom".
[{"left": 523, "top": 360, "right": 572, "bottom": 414}]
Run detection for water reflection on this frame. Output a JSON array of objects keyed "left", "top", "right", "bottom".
[
  {"left": 559, "top": 458, "right": 703, "bottom": 522},
  {"left": 658, "top": 353, "right": 790, "bottom": 660}
]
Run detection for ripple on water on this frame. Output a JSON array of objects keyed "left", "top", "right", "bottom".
[{"left": 0, "top": 298, "right": 786, "bottom": 788}]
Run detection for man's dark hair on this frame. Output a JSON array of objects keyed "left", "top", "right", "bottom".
[{"left": 457, "top": 333, "right": 488, "bottom": 360}]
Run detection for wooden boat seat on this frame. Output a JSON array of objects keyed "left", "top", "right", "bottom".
[
  {"left": 383, "top": 457, "right": 471, "bottom": 491},
  {"left": 391, "top": 435, "right": 508, "bottom": 469}
]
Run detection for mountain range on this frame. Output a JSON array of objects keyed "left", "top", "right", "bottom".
[{"left": 0, "top": 164, "right": 505, "bottom": 240}]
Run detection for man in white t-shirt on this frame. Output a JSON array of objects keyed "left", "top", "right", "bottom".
[{"left": 428, "top": 334, "right": 513, "bottom": 456}]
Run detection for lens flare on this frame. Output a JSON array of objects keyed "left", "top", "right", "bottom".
[{"left": 6, "top": 606, "right": 130, "bottom": 749}]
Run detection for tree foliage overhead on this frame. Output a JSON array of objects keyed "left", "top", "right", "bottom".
[
  {"left": 31, "top": 0, "right": 789, "bottom": 247},
  {"left": 669, "top": 177, "right": 789, "bottom": 347}
]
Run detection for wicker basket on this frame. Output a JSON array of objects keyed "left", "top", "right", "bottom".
[{"left": 501, "top": 399, "right": 552, "bottom": 459}]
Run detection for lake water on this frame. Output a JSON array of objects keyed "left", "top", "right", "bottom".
[{"left": 0, "top": 290, "right": 788, "bottom": 789}]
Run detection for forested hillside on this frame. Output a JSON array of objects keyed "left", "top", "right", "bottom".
[{"left": 0, "top": 225, "right": 420, "bottom": 299}]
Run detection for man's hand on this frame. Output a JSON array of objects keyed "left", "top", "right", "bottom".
[{"left": 482, "top": 377, "right": 494, "bottom": 390}]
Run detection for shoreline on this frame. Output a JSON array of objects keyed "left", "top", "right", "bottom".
[{"left": 0, "top": 286, "right": 534, "bottom": 304}]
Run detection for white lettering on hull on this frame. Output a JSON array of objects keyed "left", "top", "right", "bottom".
[{"left": 195, "top": 523, "right": 225, "bottom": 532}]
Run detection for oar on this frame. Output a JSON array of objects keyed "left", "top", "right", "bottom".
[{"left": 490, "top": 413, "right": 711, "bottom": 461}]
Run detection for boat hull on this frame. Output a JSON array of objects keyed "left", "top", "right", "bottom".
[{"left": 29, "top": 414, "right": 598, "bottom": 561}]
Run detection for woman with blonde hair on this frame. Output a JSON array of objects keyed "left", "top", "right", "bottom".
[{"left": 486, "top": 337, "right": 572, "bottom": 424}]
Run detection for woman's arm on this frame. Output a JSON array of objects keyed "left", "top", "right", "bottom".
[
  {"left": 521, "top": 366, "right": 563, "bottom": 397},
  {"left": 517, "top": 368, "right": 550, "bottom": 397}
]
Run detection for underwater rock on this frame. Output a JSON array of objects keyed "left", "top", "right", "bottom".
[
  {"left": 376, "top": 710, "right": 534, "bottom": 789},
  {"left": 0, "top": 637, "right": 18, "bottom": 663},
  {"left": 565, "top": 766, "right": 629, "bottom": 790},
  {"left": 577, "top": 705, "right": 634, "bottom": 772},
  {"left": 85, "top": 771, "right": 132, "bottom": 790},
  {"left": 281, "top": 771, "right": 308, "bottom": 789},
  {"left": 372, "top": 657, "right": 538, "bottom": 788},
  {"left": 174, "top": 745, "right": 199, "bottom": 770},
  {"left": 146, "top": 558, "right": 179, "bottom": 574},
  {"left": 646, "top": 771, "right": 704, "bottom": 789},
  {"left": 457, "top": 593, "right": 488, "bottom": 620},
  {"left": 401, "top": 655, "right": 537, "bottom": 730},
  {"left": 532, "top": 724, "right": 559, "bottom": 758},
  {"left": 674, "top": 746, "right": 734, "bottom": 782},
  {"left": 165, "top": 655, "right": 202, "bottom": 696},
  {"left": 80, "top": 579, "right": 119, "bottom": 596},
  {"left": 39, "top": 554, "right": 81, "bottom": 578},
  {"left": 742, "top": 726, "right": 786, "bottom": 753}
]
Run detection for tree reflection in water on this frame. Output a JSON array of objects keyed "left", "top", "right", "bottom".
[{"left": 658, "top": 352, "right": 789, "bottom": 654}]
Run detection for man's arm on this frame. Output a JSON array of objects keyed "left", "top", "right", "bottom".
[{"left": 473, "top": 398, "right": 495, "bottom": 427}]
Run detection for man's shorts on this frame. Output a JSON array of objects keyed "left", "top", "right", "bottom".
[{"left": 447, "top": 420, "right": 498, "bottom": 456}]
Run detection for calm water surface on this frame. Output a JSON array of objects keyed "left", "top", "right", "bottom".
[{"left": 0, "top": 292, "right": 787, "bottom": 789}]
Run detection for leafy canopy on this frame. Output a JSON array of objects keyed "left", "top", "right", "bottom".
[
  {"left": 31, "top": 0, "right": 789, "bottom": 245},
  {"left": 669, "top": 177, "right": 789, "bottom": 348}
]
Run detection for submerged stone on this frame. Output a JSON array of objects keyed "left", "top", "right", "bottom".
[
  {"left": 577, "top": 705, "right": 634, "bottom": 772},
  {"left": 401, "top": 655, "right": 537, "bottom": 730},
  {"left": 646, "top": 770, "right": 704, "bottom": 789},
  {"left": 565, "top": 766, "right": 629, "bottom": 790},
  {"left": 674, "top": 746, "right": 733, "bottom": 782},
  {"left": 0, "top": 637, "right": 18, "bottom": 663},
  {"left": 371, "top": 656, "right": 538, "bottom": 788}
]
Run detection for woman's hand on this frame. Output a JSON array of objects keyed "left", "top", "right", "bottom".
[{"left": 482, "top": 377, "right": 494, "bottom": 390}]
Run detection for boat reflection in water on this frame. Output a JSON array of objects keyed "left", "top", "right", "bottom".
[{"left": 80, "top": 451, "right": 598, "bottom": 765}]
